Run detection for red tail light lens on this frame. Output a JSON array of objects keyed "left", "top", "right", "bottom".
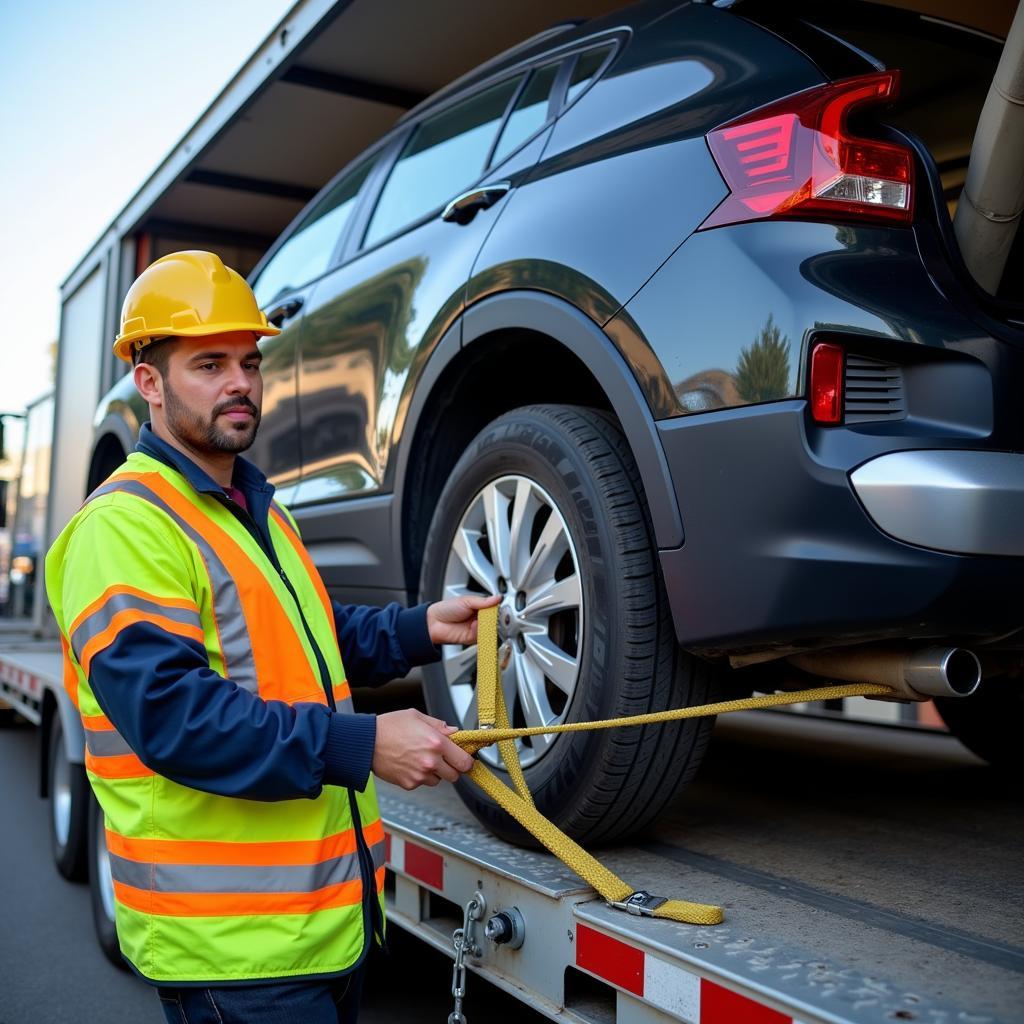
[
  {"left": 810, "top": 342, "right": 845, "bottom": 424},
  {"left": 701, "top": 72, "right": 913, "bottom": 230}
]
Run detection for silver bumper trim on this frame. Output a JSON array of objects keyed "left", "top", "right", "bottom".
[{"left": 850, "top": 449, "right": 1024, "bottom": 557}]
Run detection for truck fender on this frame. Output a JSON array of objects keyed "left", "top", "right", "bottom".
[
  {"left": 56, "top": 685, "right": 86, "bottom": 764},
  {"left": 93, "top": 413, "right": 138, "bottom": 458},
  {"left": 39, "top": 679, "right": 86, "bottom": 799}
]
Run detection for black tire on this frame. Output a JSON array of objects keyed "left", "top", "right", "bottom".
[
  {"left": 49, "top": 714, "right": 89, "bottom": 881},
  {"left": 88, "top": 791, "right": 125, "bottom": 969},
  {"left": 934, "top": 679, "right": 1023, "bottom": 769},
  {"left": 419, "top": 405, "right": 721, "bottom": 845}
]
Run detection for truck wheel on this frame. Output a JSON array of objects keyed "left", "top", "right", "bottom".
[
  {"left": 88, "top": 791, "right": 125, "bottom": 968},
  {"left": 49, "top": 714, "right": 89, "bottom": 881},
  {"left": 419, "top": 405, "right": 721, "bottom": 845},
  {"left": 934, "top": 679, "right": 1023, "bottom": 769}
]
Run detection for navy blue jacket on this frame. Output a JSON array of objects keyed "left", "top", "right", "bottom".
[{"left": 84, "top": 423, "right": 441, "bottom": 799}]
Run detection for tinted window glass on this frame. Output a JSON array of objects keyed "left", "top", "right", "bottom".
[
  {"left": 565, "top": 45, "right": 613, "bottom": 104},
  {"left": 253, "top": 160, "right": 372, "bottom": 308},
  {"left": 491, "top": 63, "right": 561, "bottom": 166},
  {"left": 364, "top": 77, "right": 522, "bottom": 248}
]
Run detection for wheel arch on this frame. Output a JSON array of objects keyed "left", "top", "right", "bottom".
[
  {"left": 392, "top": 290, "right": 685, "bottom": 602},
  {"left": 87, "top": 415, "right": 135, "bottom": 495}
]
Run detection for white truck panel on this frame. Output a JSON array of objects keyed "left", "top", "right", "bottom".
[{"left": 49, "top": 267, "right": 107, "bottom": 542}]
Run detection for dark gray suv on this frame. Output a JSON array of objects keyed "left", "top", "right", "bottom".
[{"left": 90, "top": 0, "right": 1024, "bottom": 843}]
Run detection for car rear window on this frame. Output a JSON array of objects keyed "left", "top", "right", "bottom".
[
  {"left": 364, "top": 76, "right": 523, "bottom": 248},
  {"left": 490, "top": 62, "right": 562, "bottom": 167},
  {"left": 565, "top": 44, "right": 615, "bottom": 105},
  {"left": 253, "top": 159, "right": 373, "bottom": 308}
]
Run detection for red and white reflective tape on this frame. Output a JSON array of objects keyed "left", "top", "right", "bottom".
[
  {"left": 384, "top": 830, "right": 445, "bottom": 891},
  {"left": 576, "top": 924, "right": 803, "bottom": 1024},
  {"left": 0, "top": 659, "right": 40, "bottom": 695}
]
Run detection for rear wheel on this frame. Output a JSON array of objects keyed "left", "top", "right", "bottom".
[
  {"left": 420, "top": 405, "right": 721, "bottom": 845},
  {"left": 49, "top": 714, "right": 89, "bottom": 881},
  {"left": 88, "top": 791, "right": 124, "bottom": 968},
  {"left": 934, "top": 678, "right": 1023, "bottom": 769}
]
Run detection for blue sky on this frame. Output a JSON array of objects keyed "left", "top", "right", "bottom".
[{"left": 0, "top": 0, "right": 292, "bottom": 434}]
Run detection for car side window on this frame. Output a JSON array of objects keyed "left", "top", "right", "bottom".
[
  {"left": 565, "top": 44, "right": 615, "bottom": 105},
  {"left": 364, "top": 76, "right": 523, "bottom": 248},
  {"left": 252, "top": 159, "right": 374, "bottom": 308},
  {"left": 490, "top": 63, "right": 562, "bottom": 167}
]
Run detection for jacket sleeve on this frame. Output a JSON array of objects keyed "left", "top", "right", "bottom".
[
  {"left": 332, "top": 600, "right": 442, "bottom": 687},
  {"left": 60, "top": 500, "right": 376, "bottom": 800}
]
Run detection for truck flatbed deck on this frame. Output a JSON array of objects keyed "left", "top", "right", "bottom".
[
  {"left": 378, "top": 713, "right": 1023, "bottom": 1024},
  {"left": 3, "top": 641, "right": 1021, "bottom": 1023}
]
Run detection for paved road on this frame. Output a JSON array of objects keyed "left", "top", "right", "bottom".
[{"left": 0, "top": 719, "right": 542, "bottom": 1024}]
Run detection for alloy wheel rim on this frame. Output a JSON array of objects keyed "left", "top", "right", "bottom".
[{"left": 441, "top": 474, "right": 584, "bottom": 769}]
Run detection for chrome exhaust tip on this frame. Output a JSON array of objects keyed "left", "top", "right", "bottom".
[
  {"left": 788, "top": 646, "right": 982, "bottom": 701},
  {"left": 905, "top": 647, "right": 981, "bottom": 698}
]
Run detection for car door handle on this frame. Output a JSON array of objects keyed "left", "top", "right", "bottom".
[
  {"left": 266, "top": 296, "right": 304, "bottom": 327},
  {"left": 441, "top": 182, "right": 512, "bottom": 224}
]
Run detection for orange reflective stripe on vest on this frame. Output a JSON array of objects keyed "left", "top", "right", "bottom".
[
  {"left": 105, "top": 817, "right": 385, "bottom": 917},
  {"left": 70, "top": 589, "right": 204, "bottom": 676},
  {"left": 60, "top": 636, "right": 79, "bottom": 710},
  {"left": 113, "top": 879, "right": 367, "bottom": 918},
  {"left": 91, "top": 473, "right": 325, "bottom": 703},
  {"left": 47, "top": 452, "right": 380, "bottom": 983},
  {"left": 271, "top": 504, "right": 339, "bottom": 644},
  {"left": 80, "top": 710, "right": 155, "bottom": 778}
]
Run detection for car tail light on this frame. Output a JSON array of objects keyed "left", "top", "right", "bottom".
[
  {"left": 700, "top": 72, "right": 913, "bottom": 230},
  {"left": 810, "top": 342, "right": 844, "bottom": 424}
]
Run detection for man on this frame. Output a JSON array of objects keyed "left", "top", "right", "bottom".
[{"left": 45, "top": 250, "right": 498, "bottom": 1023}]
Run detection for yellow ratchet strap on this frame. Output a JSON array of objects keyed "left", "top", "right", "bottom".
[{"left": 453, "top": 605, "right": 893, "bottom": 926}]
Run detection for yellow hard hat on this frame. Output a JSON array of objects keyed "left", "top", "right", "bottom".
[{"left": 113, "top": 250, "right": 280, "bottom": 363}]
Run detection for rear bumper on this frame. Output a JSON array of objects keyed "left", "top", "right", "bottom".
[
  {"left": 851, "top": 450, "right": 1024, "bottom": 557},
  {"left": 656, "top": 403, "right": 1024, "bottom": 655}
]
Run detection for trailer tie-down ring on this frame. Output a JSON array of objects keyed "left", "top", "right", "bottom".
[{"left": 451, "top": 605, "right": 893, "bottom": 926}]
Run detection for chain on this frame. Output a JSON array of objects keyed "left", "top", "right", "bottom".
[{"left": 448, "top": 891, "right": 486, "bottom": 1024}]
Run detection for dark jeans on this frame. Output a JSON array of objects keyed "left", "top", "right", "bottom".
[{"left": 156, "top": 968, "right": 366, "bottom": 1024}]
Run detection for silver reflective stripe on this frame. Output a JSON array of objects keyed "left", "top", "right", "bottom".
[
  {"left": 335, "top": 693, "right": 354, "bottom": 714},
  {"left": 70, "top": 592, "right": 201, "bottom": 664},
  {"left": 368, "top": 835, "right": 387, "bottom": 873},
  {"left": 90, "top": 479, "right": 258, "bottom": 694},
  {"left": 108, "top": 851, "right": 362, "bottom": 894},
  {"left": 84, "top": 728, "right": 135, "bottom": 758}
]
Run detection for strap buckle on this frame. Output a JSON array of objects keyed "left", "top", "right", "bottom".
[{"left": 606, "top": 890, "right": 668, "bottom": 917}]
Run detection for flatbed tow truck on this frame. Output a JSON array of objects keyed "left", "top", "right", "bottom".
[{"left": 2, "top": 639, "right": 1021, "bottom": 1024}]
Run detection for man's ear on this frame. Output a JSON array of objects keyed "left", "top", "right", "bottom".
[{"left": 133, "top": 361, "right": 164, "bottom": 408}]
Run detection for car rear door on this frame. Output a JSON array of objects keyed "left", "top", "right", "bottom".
[{"left": 291, "top": 62, "right": 566, "bottom": 595}]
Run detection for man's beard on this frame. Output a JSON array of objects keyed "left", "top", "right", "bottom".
[{"left": 164, "top": 379, "right": 261, "bottom": 456}]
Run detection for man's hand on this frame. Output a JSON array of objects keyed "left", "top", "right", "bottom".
[
  {"left": 426, "top": 593, "right": 502, "bottom": 646},
  {"left": 372, "top": 709, "right": 475, "bottom": 790}
]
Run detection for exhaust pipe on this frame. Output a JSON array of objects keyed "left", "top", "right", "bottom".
[{"left": 788, "top": 647, "right": 981, "bottom": 702}]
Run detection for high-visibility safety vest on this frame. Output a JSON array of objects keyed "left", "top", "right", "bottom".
[{"left": 45, "top": 452, "right": 385, "bottom": 984}]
